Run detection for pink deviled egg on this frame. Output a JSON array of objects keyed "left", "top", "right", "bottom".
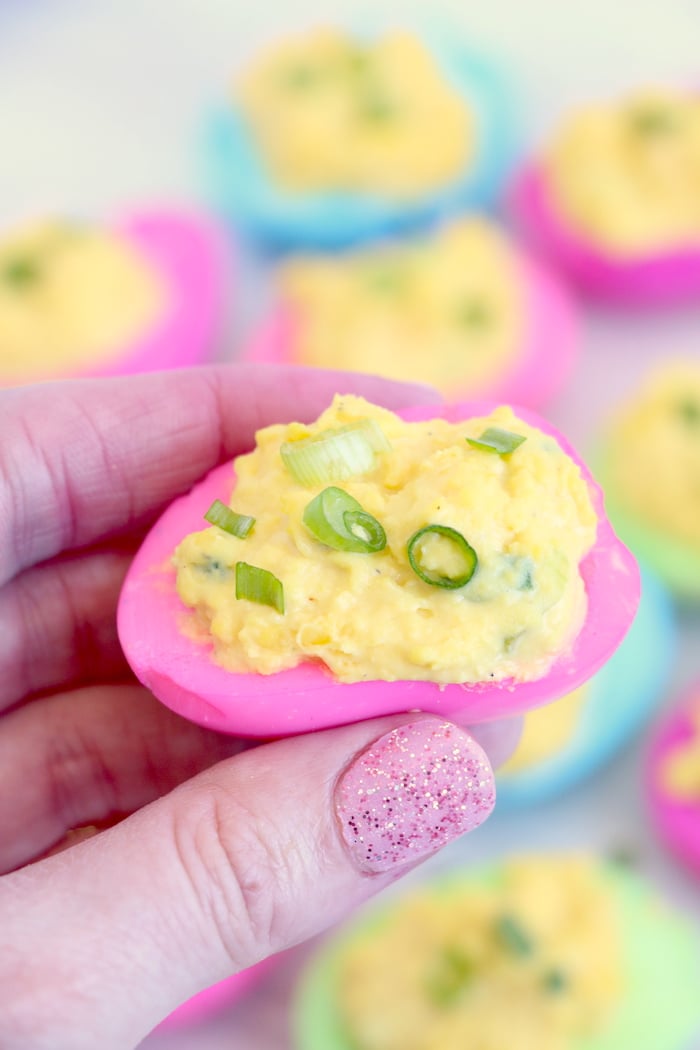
[
  {"left": 117, "top": 395, "right": 639, "bottom": 738},
  {"left": 646, "top": 679, "right": 700, "bottom": 879},
  {"left": 510, "top": 88, "right": 700, "bottom": 304},
  {"left": 0, "top": 208, "right": 226, "bottom": 386},
  {"left": 245, "top": 217, "right": 577, "bottom": 410}
]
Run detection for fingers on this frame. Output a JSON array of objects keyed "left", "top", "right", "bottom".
[
  {"left": 0, "top": 545, "right": 134, "bottom": 713},
  {"left": 0, "top": 365, "right": 439, "bottom": 585},
  {"left": 0, "top": 715, "right": 496, "bottom": 1049},
  {"left": 0, "top": 683, "right": 241, "bottom": 874}
]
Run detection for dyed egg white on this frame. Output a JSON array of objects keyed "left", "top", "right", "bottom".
[
  {"left": 156, "top": 957, "right": 275, "bottom": 1032},
  {"left": 117, "top": 401, "right": 639, "bottom": 738},
  {"left": 0, "top": 209, "right": 226, "bottom": 385},
  {"left": 295, "top": 858, "right": 700, "bottom": 1050},
  {"left": 244, "top": 230, "right": 577, "bottom": 411},
  {"left": 497, "top": 568, "right": 674, "bottom": 809},
  {"left": 646, "top": 678, "right": 700, "bottom": 880},
  {"left": 204, "top": 33, "right": 515, "bottom": 249}
]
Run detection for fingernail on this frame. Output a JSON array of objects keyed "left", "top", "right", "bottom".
[{"left": 335, "top": 719, "right": 496, "bottom": 875}]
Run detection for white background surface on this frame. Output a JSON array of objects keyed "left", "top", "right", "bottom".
[{"left": 2, "top": 2, "right": 700, "bottom": 1048}]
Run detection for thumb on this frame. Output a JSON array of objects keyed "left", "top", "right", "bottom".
[{"left": 0, "top": 715, "right": 497, "bottom": 1050}]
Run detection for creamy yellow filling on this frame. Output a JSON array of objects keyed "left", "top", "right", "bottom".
[
  {"left": 237, "top": 29, "right": 473, "bottom": 196},
  {"left": 0, "top": 220, "right": 165, "bottom": 380},
  {"left": 605, "top": 361, "right": 700, "bottom": 549},
  {"left": 544, "top": 89, "right": 700, "bottom": 254},
  {"left": 281, "top": 219, "right": 523, "bottom": 396},
  {"left": 174, "top": 396, "right": 596, "bottom": 684},
  {"left": 500, "top": 685, "right": 588, "bottom": 775},
  {"left": 337, "top": 856, "right": 623, "bottom": 1050},
  {"left": 661, "top": 698, "right": 700, "bottom": 801}
]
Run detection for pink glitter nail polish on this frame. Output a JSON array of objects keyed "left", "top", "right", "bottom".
[{"left": 335, "top": 719, "right": 496, "bottom": 875}]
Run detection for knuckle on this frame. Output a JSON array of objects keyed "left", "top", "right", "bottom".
[
  {"left": 45, "top": 727, "right": 118, "bottom": 830},
  {"left": 170, "top": 778, "right": 300, "bottom": 967}
]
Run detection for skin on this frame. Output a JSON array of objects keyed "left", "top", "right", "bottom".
[{"left": 0, "top": 365, "right": 518, "bottom": 1049}]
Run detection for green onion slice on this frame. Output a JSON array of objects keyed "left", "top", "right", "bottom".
[
  {"left": 455, "top": 297, "right": 491, "bottom": 328},
  {"left": 495, "top": 914, "right": 534, "bottom": 957},
  {"left": 407, "top": 525, "right": 478, "bottom": 589},
  {"left": 466, "top": 427, "right": 526, "bottom": 456},
  {"left": 679, "top": 399, "right": 700, "bottom": 425},
  {"left": 280, "top": 418, "right": 391, "bottom": 487},
  {"left": 204, "top": 499, "right": 255, "bottom": 538},
  {"left": 542, "top": 968, "right": 568, "bottom": 994},
  {"left": 3, "top": 257, "right": 39, "bottom": 286},
  {"left": 235, "top": 562, "right": 284, "bottom": 614},
  {"left": 426, "top": 946, "right": 473, "bottom": 1006},
  {"left": 303, "top": 486, "right": 386, "bottom": 553},
  {"left": 630, "top": 105, "right": 678, "bottom": 136}
]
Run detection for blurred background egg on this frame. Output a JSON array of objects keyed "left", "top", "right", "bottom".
[
  {"left": 203, "top": 25, "right": 515, "bottom": 249},
  {"left": 244, "top": 216, "right": 577, "bottom": 408},
  {"left": 510, "top": 87, "right": 700, "bottom": 304},
  {"left": 496, "top": 568, "right": 675, "bottom": 809},
  {"left": 0, "top": 209, "right": 227, "bottom": 385},
  {"left": 596, "top": 359, "right": 700, "bottom": 601},
  {"left": 295, "top": 854, "right": 700, "bottom": 1050},
  {"left": 646, "top": 679, "right": 700, "bottom": 880}
]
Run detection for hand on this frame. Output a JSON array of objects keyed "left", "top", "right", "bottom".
[{"left": 0, "top": 365, "right": 517, "bottom": 1049}]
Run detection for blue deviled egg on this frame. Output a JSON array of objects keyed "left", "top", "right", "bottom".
[
  {"left": 204, "top": 26, "right": 515, "bottom": 249},
  {"left": 496, "top": 568, "right": 674, "bottom": 809}
]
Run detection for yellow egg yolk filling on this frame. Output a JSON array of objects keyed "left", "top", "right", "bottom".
[
  {"left": 174, "top": 396, "right": 596, "bottom": 685},
  {"left": 280, "top": 219, "right": 523, "bottom": 396},
  {"left": 605, "top": 361, "right": 700, "bottom": 550},
  {"left": 544, "top": 89, "right": 700, "bottom": 255},
  {"left": 336, "top": 856, "right": 623, "bottom": 1050},
  {"left": 500, "top": 685, "right": 588, "bottom": 775},
  {"left": 0, "top": 220, "right": 165, "bottom": 380},
  {"left": 236, "top": 29, "right": 474, "bottom": 196},
  {"left": 661, "top": 698, "right": 700, "bottom": 802}
]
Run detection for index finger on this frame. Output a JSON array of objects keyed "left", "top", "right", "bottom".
[{"left": 0, "top": 364, "right": 437, "bottom": 585}]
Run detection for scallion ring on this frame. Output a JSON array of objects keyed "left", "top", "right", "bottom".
[
  {"left": 235, "top": 562, "right": 284, "bottom": 614},
  {"left": 303, "top": 486, "right": 386, "bottom": 553},
  {"left": 466, "top": 427, "right": 526, "bottom": 456},
  {"left": 407, "top": 525, "right": 477, "bottom": 589},
  {"left": 280, "top": 418, "right": 391, "bottom": 487},
  {"left": 204, "top": 499, "right": 255, "bottom": 538}
]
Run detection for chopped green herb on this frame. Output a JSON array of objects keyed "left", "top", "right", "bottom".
[
  {"left": 194, "top": 556, "right": 232, "bottom": 579},
  {"left": 630, "top": 106, "right": 679, "bottom": 136},
  {"left": 495, "top": 914, "right": 534, "bottom": 957},
  {"left": 519, "top": 567, "right": 534, "bottom": 591},
  {"left": 204, "top": 499, "right": 255, "bottom": 538},
  {"left": 364, "top": 265, "right": 405, "bottom": 294},
  {"left": 455, "top": 298, "right": 491, "bottom": 328},
  {"left": 282, "top": 65, "right": 318, "bottom": 89},
  {"left": 426, "top": 946, "right": 473, "bottom": 1007},
  {"left": 407, "top": 525, "right": 478, "bottom": 590},
  {"left": 607, "top": 845, "right": 640, "bottom": 868},
  {"left": 503, "top": 630, "right": 525, "bottom": 653},
  {"left": 303, "top": 486, "right": 386, "bottom": 553},
  {"left": 359, "top": 91, "right": 396, "bottom": 122},
  {"left": 679, "top": 399, "right": 700, "bottom": 425},
  {"left": 235, "top": 562, "right": 284, "bottom": 614},
  {"left": 542, "top": 968, "right": 568, "bottom": 994},
  {"left": 345, "top": 47, "right": 371, "bottom": 75},
  {"left": 3, "top": 257, "right": 39, "bottom": 286},
  {"left": 467, "top": 428, "right": 527, "bottom": 456}
]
